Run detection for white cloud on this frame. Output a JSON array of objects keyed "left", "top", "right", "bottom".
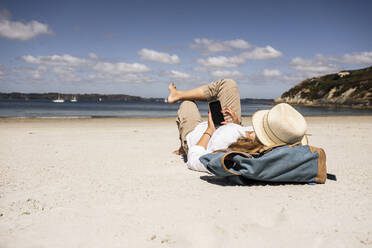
[
  {"left": 113, "top": 73, "right": 152, "bottom": 83},
  {"left": 225, "top": 39, "right": 251, "bottom": 49},
  {"left": 263, "top": 69, "right": 282, "bottom": 77},
  {"left": 211, "top": 70, "right": 243, "bottom": 78},
  {"left": 169, "top": 70, "right": 190, "bottom": 79},
  {"left": 93, "top": 62, "right": 150, "bottom": 74},
  {"left": 90, "top": 72, "right": 152, "bottom": 83},
  {"left": 52, "top": 66, "right": 81, "bottom": 82},
  {"left": 138, "top": 48, "right": 180, "bottom": 64},
  {"left": 0, "top": 9, "right": 52, "bottom": 41},
  {"left": 192, "top": 38, "right": 227, "bottom": 53},
  {"left": 196, "top": 45, "right": 282, "bottom": 68},
  {"left": 88, "top": 53, "right": 99, "bottom": 59},
  {"left": 193, "top": 66, "right": 207, "bottom": 72},
  {"left": 331, "top": 51, "right": 372, "bottom": 65},
  {"left": 21, "top": 54, "right": 87, "bottom": 66},
  {"left": 241, "top": 46, "right": 282, "bottom": 60},
  {"left": 53, "top": 66, "right": 74, "bottom": 74},
  {"left": 290, "top": 55, "right": 339, "bottom": 74},
  {"left": 197, "top": 55, "right": 244, "bottom": 68},
  {"left": 29, "top": 66, "right": 47, "bottom": 79},
  {"left": 280, "top": 73, "right": 310, "bottom": 84},
  {"left": 191, "top": 39, "right": 282, "bottom": 62},
  {"left": 19, "top": 53, "right": 152, "bottom": 84},
  {"left": 191, "top": 38, "right": 251, "bottom": 54}
]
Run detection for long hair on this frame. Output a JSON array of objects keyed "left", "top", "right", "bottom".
[{"left": 225, "top": 137, "right": 265, "bottom": 154}]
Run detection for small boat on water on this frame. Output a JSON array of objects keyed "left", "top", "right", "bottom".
[
  {"left": 70, "top": 96, "right": 77, "bottom": 102},
  {"left": 52, "top": 94, "right": 65, "bottom": 103}
]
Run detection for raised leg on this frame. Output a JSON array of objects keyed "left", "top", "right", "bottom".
[
  {"left": 167, "top": 82, "right": 207, "bottom": 104},
  {"left": 168, "top": 79, "right": 242, "bottom": 123}
]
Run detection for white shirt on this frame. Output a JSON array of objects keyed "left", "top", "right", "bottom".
[{"left": 186, "top": 121, "right": 253, "bottom": 172}]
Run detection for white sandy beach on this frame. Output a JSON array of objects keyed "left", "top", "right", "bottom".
[{"left": 0, "top": 116, "right": 371, "bottom": 247}]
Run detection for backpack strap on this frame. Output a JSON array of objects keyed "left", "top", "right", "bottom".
[
  {"left": 258, "top": 141, "right": 302, "bottom": 155},
  {"left": 221, "top": 151, "right": 253, "bottom": 175}
]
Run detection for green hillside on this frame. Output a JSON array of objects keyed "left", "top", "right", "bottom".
[{"left": 276, "top": 66, "right": 372, "bottom": 108}]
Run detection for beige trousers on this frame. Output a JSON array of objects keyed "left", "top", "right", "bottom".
[{"left": 176, "top": 79, "right": 241, "bottom": 154}]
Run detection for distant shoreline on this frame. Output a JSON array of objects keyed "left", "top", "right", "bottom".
[
  {"left": 0, "top": 92, "right": 274, "bottom": 103},
  {"left": 5, "top": 95, "right": 372, "bottom": 109},
  {"left": 2, "top": 114, "right": 372, "bottom": 121},
  {"left": 1, "top": 99, "right": 372, "bottom": 118}
]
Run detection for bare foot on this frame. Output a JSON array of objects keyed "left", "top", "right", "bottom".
[
  {"left": 172, "top": 146, "right": 185, "bottom": 156},
  {"left": 167, "top": 82, "right": 180, "bottom": 104},
  {"left": 172, "top": 149, "right": 181, "bottom": 155}
]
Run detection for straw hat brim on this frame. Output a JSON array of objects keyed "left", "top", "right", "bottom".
[{"left": 252, "top": 110, "right": 308, "bottom": 146}]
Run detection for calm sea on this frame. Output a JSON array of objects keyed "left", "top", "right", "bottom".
[{"left": 1, "top": 99, "right": 372, "bottom": 118}]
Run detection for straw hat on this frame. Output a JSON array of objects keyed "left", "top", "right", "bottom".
[{"left": 252, "top": 103, "right": 308, "bottom": 146}]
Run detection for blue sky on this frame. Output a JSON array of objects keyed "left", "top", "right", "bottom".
[{"left": 0, "top": 0, "right": 371, "bottom": 98}]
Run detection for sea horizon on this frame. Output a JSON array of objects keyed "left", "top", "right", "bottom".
[{"left": 1, "top": 98, "right": 372, "bottom": 118}]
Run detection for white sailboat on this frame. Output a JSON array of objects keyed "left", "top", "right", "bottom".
[
  {"left": 70, "top": 96, "right": 77, "bottom": 102},
  {"left": 52, "top": 94, "right": 65, "bottom": 103}
]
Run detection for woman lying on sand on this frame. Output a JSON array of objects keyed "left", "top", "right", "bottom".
[{"left": 167, "top": 79, "right": 308, "bottom": 173}]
